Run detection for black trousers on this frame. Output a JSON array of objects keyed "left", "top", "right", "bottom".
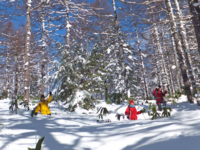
[{"left": 157, "top": 99, "right": 166, "bottom": 111}]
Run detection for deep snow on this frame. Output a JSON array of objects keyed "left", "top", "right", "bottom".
[{"left": 1, "top": 95, "right": 200, "bottom": 150}]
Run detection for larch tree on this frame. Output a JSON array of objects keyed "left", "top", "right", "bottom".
[
  {"left": 23, "top": 0, "right": 32, "bottom": 102},
  {"left": 165, "top": 0, "right": 193, "bottom": 103},
  {"left": 174, "top": 0, "right": 198, "bottom": 95},
  {"left": 188, "top": 0, "right": 200, "bottom": 56}
]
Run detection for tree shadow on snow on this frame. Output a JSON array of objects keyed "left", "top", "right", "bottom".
[{"left": 1, "top": 101, "right": 200, "bottom": 150}]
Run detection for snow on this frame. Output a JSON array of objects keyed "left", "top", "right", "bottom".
[
  {"left": 126, "top": 66, "right": 132, "bottom": 71},
  {"left": 24, "top": 62, "right": 29, "bottom": 66},
  {"left": 97, "top": 70, "right": 106, "bottom": 75},
  {"left": 171, "top": 65, "right": 176, "bottom": 69},
  {"left": 24, "top": 86, "right": 29, "bottom": 90},
  {"left": 27, "top": 3, "right": 31, "bottom": 7},
  {"left": 42, "top": 43, "right": 46, "bottom": 47},
  {"left": 66, "top": 24, "right": 72, "bottom": 28},
  {"left": 70, "top": 89, "right": 91, "bottom": 106},
  {"left": 1, "top": 95, "right": 200, "bottom": 150},
  {"left": 27, "top": 32, "right": 31, "bottom": 35},
  {"left": 142, "top": 53, "right": 147, "bottom": 57},
  {"left": 107, "top": 48, "right": 111, "bottom": 54},
  {"left": 193, "top": 3, "right": 200, "bottom": 7}
]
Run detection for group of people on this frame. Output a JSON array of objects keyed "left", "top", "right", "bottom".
[
  {"left": 33, "top": 85, "right": 167, "bottom": 121},
  {"left": 125, "top": 85, "right": 167, "bottom": 120}
]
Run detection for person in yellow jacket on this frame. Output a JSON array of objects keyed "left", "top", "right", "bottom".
[{"left": 34, "top": 92, "right": 52, "bottom": 116}]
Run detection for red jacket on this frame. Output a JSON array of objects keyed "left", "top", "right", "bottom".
[
  {"left": 125, "top": 105, "right": 141, "bottom": 120},
  {"left": 153, "top": 88, "right": 167, "bottom": 104}
]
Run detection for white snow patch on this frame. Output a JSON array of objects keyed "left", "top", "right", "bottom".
[
  {"left": 171, "top": 65, "right": 176, "bottom": 69},
  {"left": 66, "top": 24, "right": 72, "bottom": 28},
  {"left": 24, "top": 62, "right": 29, "bottom": 66},
  {"left": 70, "top": 89, "right": 91, "bottom": 106},
  {"left": 126, "top": 66, "right": 132, "bottom": 71},
  {"left": 0, "top": 95, "right": 200, "bottom": 150}
]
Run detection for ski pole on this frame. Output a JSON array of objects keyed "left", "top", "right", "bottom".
[
  {"left": 139, "top": 101, "right": 146, "bottom": 120},
  {"left": 142, "top": 112, "right": 147, "bottom": 120}
]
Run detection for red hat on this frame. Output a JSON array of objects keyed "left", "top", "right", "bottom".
[{"left": 130, "top": 100, "right": 134, "bottom": 103}]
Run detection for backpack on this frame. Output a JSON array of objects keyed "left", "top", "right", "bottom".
[{"left": 153, "top": 89, "right": 158, "bottom": 99}]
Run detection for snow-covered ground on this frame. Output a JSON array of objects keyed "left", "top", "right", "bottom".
[{"left": 1, "top": 95, "right": 200, "bottom": 150}]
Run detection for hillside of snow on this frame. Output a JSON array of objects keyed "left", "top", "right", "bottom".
[{"left": 1, "top": 95, "right": 200, "bottom": 150}]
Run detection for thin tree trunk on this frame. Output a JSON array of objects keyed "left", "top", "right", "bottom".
[
  {"left": 111, "top": 0, "right": 128, "bottom": 97},
  {"left": 5, "top": 30, "right": 12, "bottom": 94},
  {"left": 24, "top": 0, "right": 31, "bottom": 103},
  {"left": 86, "top": 34, "right": 89, "bottom": 56},
  {"left": 165, "top": 0, "right": 193, "bottom": 103},
  {"left": 65, "top": 0, "right": 70, "bottom": 53},
  {"left": 174, "top": 0, "right": 197, "bottom": 95},
  {"left": 159, "top": 20, "right": 172, "bottom": 94},
  {"left": 153, "top": 23, "right": 165, "bottom": 88},
  {"left": 134, "top": 16, "right": 149, "bottom": 99},
  {"left": 150, "top": 4, "right": 167, "bottom": 90},
  {"left": 153, "top": 41, "right": 161, "bottom": 86},
  {"left": 5, "top": 48, "right": 9, "bottom": 93},
  {"left": 14, "top": 53, "right": 18, "bottom": 114},
  {"left": 47, "top": 56, "right": 50, "bottom": 94},
  {"left": 105, "top": 80, "right": 108, "bottom": 101},
  {"left": 169, "top": 29, "right": 182, "bottom": 93},
  {"left": 167, "top": 58, "right": 175, "bottom": 94},
  {"left": 162, "top": 38, "right": 175, "bottom": 94},
  {"left": 41, "top": 7, "right": 46, "bottom": 95}
]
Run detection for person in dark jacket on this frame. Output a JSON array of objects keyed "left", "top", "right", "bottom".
[
  {"left": 153, "top": 85, "right": 167, "bottom": 111},
  {"left": 125, "top": 100, "right": 142, "bottom": 120}
]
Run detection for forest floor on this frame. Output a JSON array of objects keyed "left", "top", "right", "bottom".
[{"left": 0, "top": 95, "right": 200, "bottom": 150}]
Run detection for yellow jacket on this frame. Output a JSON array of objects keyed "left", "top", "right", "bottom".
[{"left": 35, "top": 95, "right": 52, "bottom": 115}]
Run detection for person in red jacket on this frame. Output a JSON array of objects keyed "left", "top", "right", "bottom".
[
  {"left": 125, "top": 100, "right": 142, "bottom": 120},
  {"left": 153, "top": 85, "right": 167, "bottom": 111}
]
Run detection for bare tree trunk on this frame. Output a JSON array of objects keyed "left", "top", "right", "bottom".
[
  {"left": 41, "top": 7, "right": 46, "bottom": 95},
  {"left": 188, "top": 0, "right": 200, "bottom": 56},
  {"left": 165, "top": 0, "right": 193, "bottom": 103},
  {"left": 153, "top": 23, "right": 166, "bottom": 88},
  {"left": 86, "top": 35, "right": 89, "bottom": 55},
  {"left": 14, "top": 53, "right": 18, "bottom": 114},
  {"left": 159, "top": 20, "right": 172, "bottom": 94},
  {"left": 47, "top": 56, "right": 50, "bottom": 94},
  {"left": 24, "top": 0, "right": 31, "bottom": 103},
  {"left": 174, "top": 0, "right": 197, "bottom": 95},
  {"left": 187, "top": 1, "right": 200, "bottom": 85},
  {"left": 153, "top": 39, "right": 162, "bottom": 86},
  {"left": 111, "top": 0, "right": 128, "bottom": 97},
  {"left": 169, "top": 29, "right": 182, "bottom": 93},
  {"left": 161, "top": 25, "right": 176, "bottom": 94},
  {"left": 104, "top": 80, "right": 108, "bottom": 101},
  {"left": 5, "top": 48, "right": 9, "bottom": 93},
  {"left": 65, "top": 0, "right": 70, "bottom": 53},
  {"left": 159, "top": 25, "right": 175, "bottom": 94},
  {"left": 149, "top": 4, "right": 167, "bottom": 90},
  {"left": 167, "top": 59, "right": 175, "bottom": 94},
  {"left": 134, "top": 16, "right": 149, "bottom": 99}
]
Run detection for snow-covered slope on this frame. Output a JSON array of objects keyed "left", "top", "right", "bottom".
[{"left": 0, "top": 95, "right": 200, "bottom": 150}]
